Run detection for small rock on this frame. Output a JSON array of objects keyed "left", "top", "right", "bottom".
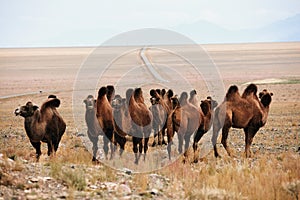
[
  {"left": 116, "top": 184, "right": 131, "bottom": 195},
  {"left": 151, "top": 188, "right": 159, "bottom": 195}
]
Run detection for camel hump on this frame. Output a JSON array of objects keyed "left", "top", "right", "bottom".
[
  {"left": 190, "top": 89, "right": 197, "bottom": 97},
  {"left": 126, "top": 88, "right": 134, "bottom": 101},
  {"left": 106, "top": 85, "right": 115, "bottom": 101},
  {"left": 167, "top": 89, "right": 174, "bottom": 98},
  {"left": 98, "top": 87, "right": 107, "bottom": 98},
  {"left": 43, "top": 96, "right": 61, "bottom": 108},
  {"left": 242, "top": 83, "right": 258, "bottom": 97},
  {"left": 179, "top": 92, "right": 188, "bottom": 105},
  {"left": 150, "top": 89, "right": 156, "bottom": 97},
  {"left": 226, "top": 85, "right": 239, "bottom": 100},
  {"left": 134, "top": 88, "right": 142, "bottom": 99}
]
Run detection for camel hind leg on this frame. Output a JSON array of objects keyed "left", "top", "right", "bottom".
[
  {"left": 143, "top": 126, "right": 151, "bottom": 161},
  {"left": 114, "top": 132, "right": 126, "bottom": 156}
]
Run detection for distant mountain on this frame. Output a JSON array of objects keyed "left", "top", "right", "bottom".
[{"left": 171, "top": 14, "right": 300, "bottom": 44}]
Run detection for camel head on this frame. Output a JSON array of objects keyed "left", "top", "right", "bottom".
[
  {"left": 150, "top": 89, "right": 161, "bottom": 105},
  {"left": 15, "top": 102, "right": 39, "bottom": 118},
  {"left": 112, "top": 94, "right": 126, "bottom": 110},
  {"left": 83, "top": 95, "right": 96, "bottom": 110},
  {"left": 200, "top": 97, "right": 218, "bottom": 115},
  {"left": 171, "top": 95, "right": 179, "bottom": 109},
  {"left": 206, "top": 96, "right": 218, "bottom": 109},
  {"left": 259, "top": 89, "right": 273, "bottom": 107}
]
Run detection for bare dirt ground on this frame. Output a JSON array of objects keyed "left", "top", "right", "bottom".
[{"left": 0, "top": 42, "right": 299, "bottom": 199}]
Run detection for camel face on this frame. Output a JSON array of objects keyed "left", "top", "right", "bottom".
[
  {"left": 84, "top": 95, "right": 96, "bottom": 110},
  {"left": 14, "top": 102, "right": 38, "bottom": 118},
  {"left": 112, "top": 94, "right": 126, "bottom": 110},
  {"left": 259, "top": 89, "right": 273, "bottom": 107}
]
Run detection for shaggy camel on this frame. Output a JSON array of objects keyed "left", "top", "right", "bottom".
[
  {"left": 166, "top": 91, "right": 201, "bottom": 161},
  {"left": 128, "top": 88, "right": 153, "bottom": 164},
  {"left": 84, "top": 95, "right": 103, "bottom": 162},
  {"left": 192, "top": 96, "right": 218, "bottom": 163},
  {"left": 150, "top": 89, "right": 174, "bottom": 146},
  {"left": 96, "top": 86, "right": 115, "bottom": 160},
  {"left": 212, "top": 84, "right": 273, "bottom": 158},
  {"left": 112, "top": 94, "right": 128, "bottom": 156},
  {"left": 15, "top": 95, "right": 66, "bottom": 161}
]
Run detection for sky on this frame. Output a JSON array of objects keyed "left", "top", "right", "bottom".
[{"left": 1, "top": 0, "right": 300, "bottom": 47}]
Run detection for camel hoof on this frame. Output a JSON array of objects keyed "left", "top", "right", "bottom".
[
  {"left": 162, "top": 140, "right": 167, "bottom": 145},
  {"left": 134, "top": 159, "right": 139, "bottom": 165},
  {"left": 92, "top": 159, "right": 101, "bottom": 165}
]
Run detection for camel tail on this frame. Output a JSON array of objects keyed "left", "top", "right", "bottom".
[{"left": 225, "top": 85, "right": 239, "bottom": 100}]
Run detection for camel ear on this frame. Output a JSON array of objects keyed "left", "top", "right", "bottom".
[{"left": 83, "top": 99, "right": 87, "bottom": 104}]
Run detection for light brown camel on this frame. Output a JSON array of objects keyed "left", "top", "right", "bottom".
[
  {"left": 212, "top": 84, "right": 273, "bottom": 158},
  {"left": 128, "top": 88, "right": 153, "bottom": 164},
  {"left": 84, "top": 95, "right": 103, "bottom": 162},
  {"left": 96, "top": 86, "right": 115, "bottom": 160},
  {"left": 166, "top": 91, "right": 201, "bottom": 161},
  {"left": 14, "top": 95, "right": 66, "bottom": 161}
]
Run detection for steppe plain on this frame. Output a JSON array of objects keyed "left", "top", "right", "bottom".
[{"left": 0, "top": 42, "right": 299, "bottom": 199}]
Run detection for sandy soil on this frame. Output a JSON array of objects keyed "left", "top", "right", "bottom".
[{"left": 0, "top": 42, "right": 299, "bottom": 199}]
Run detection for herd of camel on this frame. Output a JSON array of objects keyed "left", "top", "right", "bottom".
[{"left": 14, "top": 83, "right": 273, "bottom": 164}]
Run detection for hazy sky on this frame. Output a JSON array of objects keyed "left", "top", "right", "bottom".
[{"left": 1, "top": 0, "right": 300, "bottom": 47}]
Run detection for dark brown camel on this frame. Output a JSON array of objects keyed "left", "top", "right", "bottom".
[
  {"left": 96, "top": 86, "right": 115, "bottom": 160},
  {"left": 128, "top": 88, "right": 153, "bottom": 164},
  {"left": 84, "top": 95, "right": 103, "bottom": 162},
  {"left": 212, "top": 84, "right": 273, "bottom": 158},
  {"left": 14, "top": 95, "right": 66, "bottom": 161}
]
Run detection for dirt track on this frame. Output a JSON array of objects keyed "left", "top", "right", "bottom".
[{"left": 0, "top": 42, "right": 299, "bottom": 199}]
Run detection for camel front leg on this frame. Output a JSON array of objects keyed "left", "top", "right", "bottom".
[
  {"left": 193, "top": 128, "right": 205, "bottom": 163},
  {"left": 244, "top": 127, "right": 258, "bottom": 158},
  {"left": 31, "top": 141, "right": 41, "bottom": 162}
]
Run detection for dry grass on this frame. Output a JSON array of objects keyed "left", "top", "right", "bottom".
[{"left": 0, "top": 43, "right": 299, "bottom": 199}]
